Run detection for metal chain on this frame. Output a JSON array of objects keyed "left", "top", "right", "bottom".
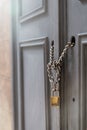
[{"left": 47, "top": 40, "right": 75, "bottom": 101}]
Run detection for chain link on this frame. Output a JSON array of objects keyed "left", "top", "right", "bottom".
[{"left": 47, "top": 40, "right": 75, "bottom": 103}]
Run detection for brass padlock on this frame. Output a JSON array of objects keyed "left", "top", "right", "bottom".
[
  {"left": 50, "top": 89, "right": 60, "bottom": 106},
  {"left": 50, "top": 96, "right": 60, "bottom": 106}
]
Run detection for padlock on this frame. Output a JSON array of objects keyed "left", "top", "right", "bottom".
[{"left": 50, "top": 89, "right": 60, "bottom": 106}]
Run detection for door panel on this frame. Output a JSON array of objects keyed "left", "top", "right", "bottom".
[
  {"left": 19, "top": 38, "right": 48, "bottom": 130},
  {"left": 20, "top": 0, "right": 46, "bottom": 22},
  {"left": 22, "top": 0, "right": 43, "bottom": 16},
  {"left": 79, "top": 34, "right": 87, "bottom": 130}
]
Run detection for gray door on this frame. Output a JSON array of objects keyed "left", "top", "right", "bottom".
[
  {"left": 12, "top": 0, "right": 87, "bottom": 130},
  {"left": 11, "top": 0, "right": 59, "bottom": 130},
  {"left": 60, "top": 0, "right": 87, "bottom": 130}
]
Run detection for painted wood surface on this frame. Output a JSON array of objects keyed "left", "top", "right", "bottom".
[{"left": 11, "top": 0, "right": 59, "bottom": 130}]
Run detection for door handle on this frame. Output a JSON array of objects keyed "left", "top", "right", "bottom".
[{"left": 47, "top": 36, "right": 76, "bottom": 106}]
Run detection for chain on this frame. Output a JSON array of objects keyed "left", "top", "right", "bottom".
[{"left": 47, "top": 40, "right": 75, "bottom": 104}]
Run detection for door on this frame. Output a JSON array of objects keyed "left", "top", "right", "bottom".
[
  {"left": 60, "top": 0, "right": 87, "bottom": 130},
  {"left": 11, "top": 0, "right": 59, "bottom": 130}
]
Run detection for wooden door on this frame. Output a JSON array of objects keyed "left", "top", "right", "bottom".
[
  {"left": 11, "top": 0, "right": 59, "bottom": 130},
  {"left": 60, "top": 0, "right": 87, "bottom": 130}
]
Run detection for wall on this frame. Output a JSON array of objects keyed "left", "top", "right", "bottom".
[{"left": 0, "top": 0, "right": 12, "bottom": 130}]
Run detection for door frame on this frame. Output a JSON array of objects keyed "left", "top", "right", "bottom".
[{"left": 11, "top": 0, "right": 19, "bottom": 129}]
